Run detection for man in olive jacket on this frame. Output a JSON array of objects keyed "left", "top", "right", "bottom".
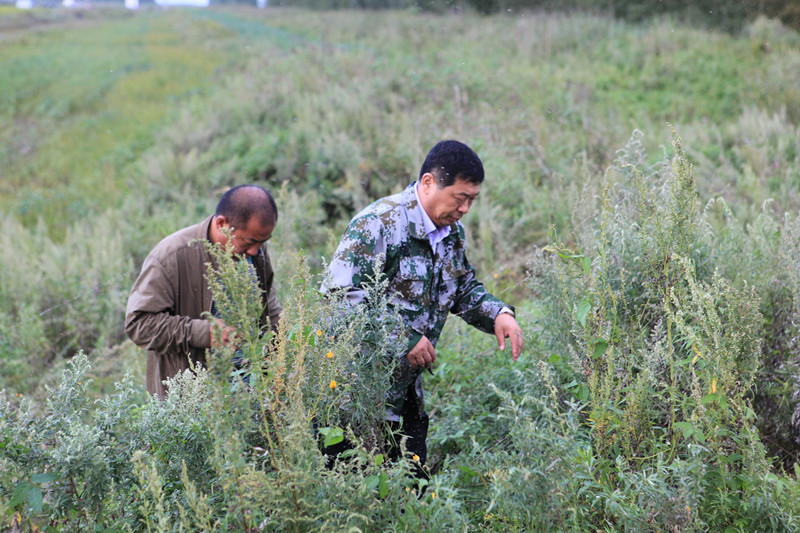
[{"left": 126, "top": 185, "right": 282, "bottom": 398}]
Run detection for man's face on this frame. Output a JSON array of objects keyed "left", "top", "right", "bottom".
[
  {"left": 418, "top": 173, "right": 481, "bottom": 228},
  {"left": 215, "top": 216, "right": 274, "bottom": 258}
]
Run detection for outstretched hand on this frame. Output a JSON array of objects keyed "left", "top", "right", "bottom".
[{"left": 495, "top": 313, "right": 524, "bottom": 361}]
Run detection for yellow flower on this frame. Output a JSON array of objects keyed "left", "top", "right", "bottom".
[
  {"left": 326, "top": 351, "right": 334, "bottom": 359},
  {"left": 431, "top": 492, "right": 436, "bottom": 499},
  {"left": 329, "top": 380, "right": 337, "bottom": 390},
  {"left": 412, "top": 454, "right": 420, "bottom": 462},
  {"left": 317, "top": 329, "right": 322, "bottom": 336},
  {"left": 711, "top": 378, "right": 717, "bottom": 394},
  {"left": 493, "top": 273, "right": 498, "bottom": 279}
]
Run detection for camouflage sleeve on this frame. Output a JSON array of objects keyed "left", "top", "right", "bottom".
[
  {"left": 451, "top": 255, "right": 512, "bottom": 335},
  {"left": 324, "top": 213, "right": 384, "bottom": 306},
  {"left": 324, "top": 214, "right": 423, "bottom": 356}
]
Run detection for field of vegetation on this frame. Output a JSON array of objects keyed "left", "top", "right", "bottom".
[{"left": 2, "top": 5, "right": 800, "bottom": 531}]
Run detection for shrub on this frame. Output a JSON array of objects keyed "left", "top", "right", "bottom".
[
  {"left": 1, "top": 252, "right": 469, "bottom": 531},
  {"left": 527, "top": 129, "right": 800, "bottom": 530}
]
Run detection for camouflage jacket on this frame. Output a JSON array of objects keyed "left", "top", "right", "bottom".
[{"left": 323, "top": 182, "right": 511, "bottom": 419}]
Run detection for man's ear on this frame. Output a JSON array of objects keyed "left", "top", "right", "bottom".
[
  {"left": 214, "top": 215, "right": 229, "bottom": 229},
  {"left": 420, "top": 172, "right": 437, "bottom": 191}
]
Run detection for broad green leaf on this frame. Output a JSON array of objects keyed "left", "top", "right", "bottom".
[
  {"left": 576, "top": 300, "right": 591, "bottom": 327},
  {"left": 674, "top": 421, "right": 694, "bottom": 439},
  {"left": 581, "top": 256, "right": 592, "bottom": 277},
  {"left": 319, "top": 427, "right": 344, "bottom": 448},
  {"left": 575, "top": 384, "right": 590, "bottom": 403},
  {"left": 365, "top": 475, "right": 380, "bottom": 491},
  {"left": 28, "top": 487, "right": 43, "bottom": 513},
  {"left": 459, "top": 466, "right": 478, "bottom": 479},
  {"left": 374, "top": 453, "right": 384, "bottom": 467},
  {"left": 592, "top": 340, "right": 609, "bottom": 359},
  {"left": 10, "top": 481, "right": 32, "bottom": 508},
  {"left": 701, "top": 393, "right": 718, "bottom": 405},
  {"left": 378, "top": 472, "right": 389, "bottom": 499},
  {"left": 31, "top": 472, "right": 57, "bottom": 484}
]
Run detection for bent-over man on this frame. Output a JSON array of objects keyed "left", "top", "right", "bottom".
[
  {"left": 322, "top": 140, "right": 523, "bottom": 470},
  {"left": 126, "top": 185, "right": 282, "bottom": 398}
]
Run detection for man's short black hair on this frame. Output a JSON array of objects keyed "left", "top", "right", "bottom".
[
  {"left": 418, "top": 140, "right": 484, "bottom": 188},
  {"left": 215, "top": 185, "right": 278, "bottom": 229}
]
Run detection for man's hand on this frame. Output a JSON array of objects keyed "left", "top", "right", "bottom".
[
  {"left": 407, "top": 335, "right": 436, "bottom": 369},
  {"left": 495, "top": 313, "right": 524, "bottom": 361},
  {"left": 210, "top": 318, "right": 239, "bottom": 349}
]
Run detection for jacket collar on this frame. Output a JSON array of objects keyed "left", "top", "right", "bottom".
[
  {"left": 402, "top": 182, "right": 458, "bottom": 242},
  {"left": 403, "top": 182, "right": 436, "bottom": 242},
  {"left": 198, "top": 215, "right": 215, "bottom": 242}
]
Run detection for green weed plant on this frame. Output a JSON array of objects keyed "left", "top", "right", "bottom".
[
  {"left": 1, "top": 248, "right": 471, "bottom": 531},
  {"left": 527, "top": 129, "right": 800, "bottom": 530},
  {"left": 4, "top": 10, "right": 800, "bottom": 396},
  {"left": 3, "top": 9, "right": 800, "bottom": 531}
]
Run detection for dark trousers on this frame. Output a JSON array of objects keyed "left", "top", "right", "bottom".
[
  {"left": 387, "top": 386, "right": 429, "bottom": 468},
  {"left": 323, "top": 385, "right": 430, "bottom": 479}
]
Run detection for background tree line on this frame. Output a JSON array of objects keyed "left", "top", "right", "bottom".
[{"left": 261, "top": 0, "right": 800, "bottom": 31}]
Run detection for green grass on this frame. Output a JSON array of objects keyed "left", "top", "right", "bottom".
[
  {"left": 0, "top": 10, "right": 238, "bottom": 238},
  {"left": 1, "top": 4, "right": 798, "bottom": 396},
  {"left": 1, "top": 4, "right": 798, "bottom": 395},
  {"left": 1, "top": 8, "right": 800, "bottom": 530}
]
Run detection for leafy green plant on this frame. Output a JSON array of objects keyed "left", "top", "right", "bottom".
[{"left": 528, "top": 129, "right": 800, "bottom": 530}]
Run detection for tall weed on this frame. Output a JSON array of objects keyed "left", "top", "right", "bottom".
[
  {"left": 1, "top": 253, "right": 467, "bottom": 531},
  {"left": 528, "top": 129, "right": 800, "bottom": 530}
]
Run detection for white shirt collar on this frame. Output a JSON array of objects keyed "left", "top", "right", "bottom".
[{"left": 414, "top": 182, "right": 451, "bottom": 249}]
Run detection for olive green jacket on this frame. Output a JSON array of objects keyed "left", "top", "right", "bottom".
[{"left": 125, "top": 216, "right": 281, "bottom": 398}]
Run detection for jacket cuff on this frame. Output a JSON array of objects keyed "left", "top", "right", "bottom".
[
  {"left": 192, "top": 319, "right": 212, "bottom": 349},
  {"left": 404, "top": 330, "right": 424, "bottom": 358},
  {"left": 494, "top": 304, "right": 516, "bottom": 319}
]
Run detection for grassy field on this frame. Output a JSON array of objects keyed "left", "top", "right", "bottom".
[{"left": 2, "top": 6, "right": 800, "bottom": 531}]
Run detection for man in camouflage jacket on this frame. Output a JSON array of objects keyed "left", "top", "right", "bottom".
[{"left": 323, "top": 140, "right": 523, "bottom": 468}]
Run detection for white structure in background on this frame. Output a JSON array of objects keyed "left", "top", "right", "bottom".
[
  {"left": 257, "top": 0, "right": 267, "bottom": 8},
  {"left": 63, "top": 0, "right": 75, "bottom": 7},
  {"left": 16, "top": 0, "right": 33, "bottom": 8},
  {"left": 125, "top": 0, "right": 139, "bottom": 9},
  {"left": 154, "top": 0, "right": 210, "bottom": 6}
]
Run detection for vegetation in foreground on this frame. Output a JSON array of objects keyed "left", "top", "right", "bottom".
[{"left": 2, "top": 7, "right": 800, "bottom": 531}]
